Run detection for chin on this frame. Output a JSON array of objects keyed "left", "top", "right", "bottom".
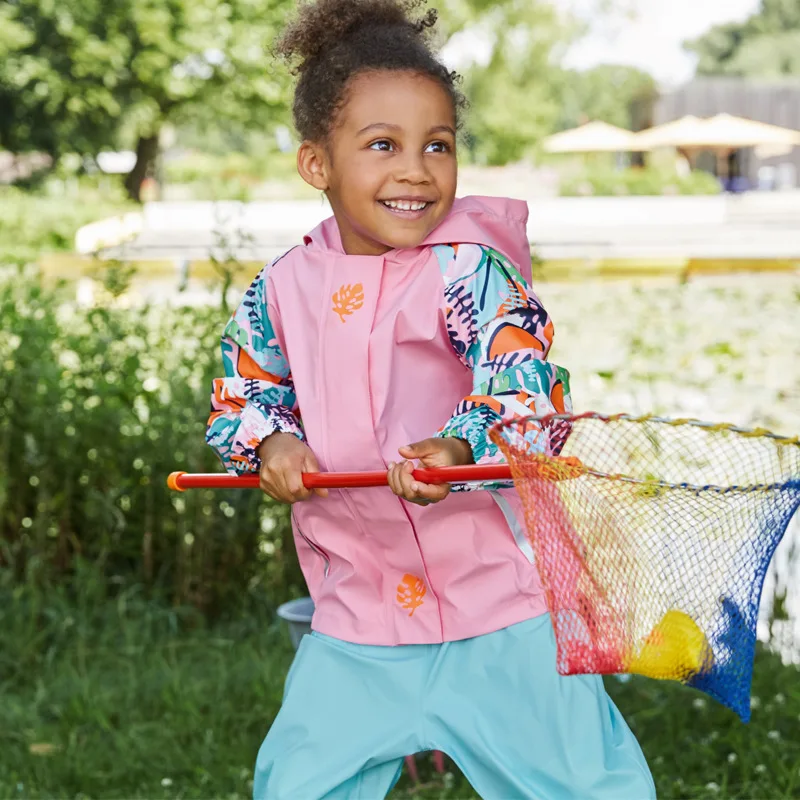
[
  {"left": 377, "top": 217, "right": 446, "bottom": 251},
  {"left": 384, "top": 230, "right": 430, "bottom": 250}
]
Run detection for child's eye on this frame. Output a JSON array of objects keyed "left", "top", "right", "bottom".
[
  {"left": 369, "top": 140, "right": 394, "bottom": 152},
  {"left": 425, "top": 141, "right": 451, "bottom": 154}
]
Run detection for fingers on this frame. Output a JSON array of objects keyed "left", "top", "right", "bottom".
[
  {"left": 259, "top": 450, "right": 319, "bottom": 504},
  {"left": 302, "top": 451, "right": 329, "bottom": 499},
  {"left": 387, "top": 460, "right": 450, "bottom": 505},
  {"left": 259, "top": 461, "right": 311, "bottom": 504},
  {"left": 399, "top": 436, "right": 473, "bottom": 468},
  {"left": 398, "top": 438, "right": 439, "bottom": 462}
]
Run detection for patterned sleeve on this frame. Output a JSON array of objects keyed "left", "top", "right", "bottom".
[
  {"left": 433, "top": 244, "right": 572, "bottom": 480},
  {"left": 206, "top": 263, "right": 304, "bottom": 475}
]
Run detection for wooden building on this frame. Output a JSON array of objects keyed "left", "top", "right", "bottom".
[{"left": 651, "top": 77, "right": 800, "bottom": 188}]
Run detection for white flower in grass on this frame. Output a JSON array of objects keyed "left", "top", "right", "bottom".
[
  {"left": 774, "top": 693, "right": 785, "bottom": 705},
  {"left": 755, "top": 764, "right": 767, "bottom": 774},
  {"left": 693, "top": 698, "right": 706, "bottom": 710},
  {"left": 161, "top": 778, "right": 173, "bottom": 787},
  {"left": 727, "top": 753, "right": 737, "bottom": 764},
  {"left": 768, "top": 730, "right": 781, "bottom": 741},
  {"left": 705, "top": 782, "right": 720, "bottom": 793},
  {"left": 750, "top": 696, "right": 761, "bottom": 710}
]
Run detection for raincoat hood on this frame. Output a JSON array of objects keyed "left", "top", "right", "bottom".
[{"left": 302, "top": 196, "right": 532, "bottom": 281}]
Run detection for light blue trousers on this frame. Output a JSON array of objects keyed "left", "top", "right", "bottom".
[{"left": 254, "top": 615, "right": 655, "bottom": 799}]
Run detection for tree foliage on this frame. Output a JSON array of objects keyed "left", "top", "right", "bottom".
[
  {"left": 553, "top": 64, "right": 657, "bottom": 132},
  {"left": 686, "top": 0, "right": 800, "bottom": 77},
  {"left": 445, "top": 0, "right": 645, "bottom": 164},
  {"left": 443, "top": 0, "right": 573, "bottom": 164},
  {"left": 0, "top": 0, "right": 650, "bottom": 183},
  {"left": 0, "top": 0, "right": 293, "bottom": 199}
]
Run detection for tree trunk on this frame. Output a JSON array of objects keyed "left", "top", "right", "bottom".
[{"left": 124, "top": 133, "right": 159, "bottom": 203}]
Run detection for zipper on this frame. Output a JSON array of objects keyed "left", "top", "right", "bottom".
[{"left": 292, "top": 510, "right": 331, "bottom": 578}]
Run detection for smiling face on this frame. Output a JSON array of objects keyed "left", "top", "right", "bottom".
[{"left": 297, "top": 70, "right": 458, "bottom": 256}]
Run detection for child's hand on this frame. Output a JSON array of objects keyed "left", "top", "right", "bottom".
[
  {"left": 257, "top": 432, "right": 328, "bottom": 504},
  {"left": 388, "top": 437, "right": 474, "bottom": 506}
]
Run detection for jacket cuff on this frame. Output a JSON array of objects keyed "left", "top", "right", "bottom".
[
  {"left": 437, "top": 406, "right": 514, "bottom": 492},
  {"left": 232, "top": 403, "right": 305, "bottom": 473}
]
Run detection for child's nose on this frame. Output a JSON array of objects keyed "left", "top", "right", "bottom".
[{"left": 393, "top": 151, "right": 431, "bottom": 184}]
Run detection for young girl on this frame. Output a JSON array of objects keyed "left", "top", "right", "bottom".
[{"left": 207, "top": 1, "right": 655, "bottom": 797}]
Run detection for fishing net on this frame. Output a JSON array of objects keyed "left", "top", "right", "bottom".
[{"left": 491, "top": 413, "right": 800, "bottom": 721}]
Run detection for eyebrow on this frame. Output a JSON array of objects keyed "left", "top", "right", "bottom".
[{"left": 356, "top": 122, "right": 457, "bottom": 137}]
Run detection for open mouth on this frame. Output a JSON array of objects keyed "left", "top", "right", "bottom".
[{"left": 379, "top": 199, "right": 434, "bottom": 217}]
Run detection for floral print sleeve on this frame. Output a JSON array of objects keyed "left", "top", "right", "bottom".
[
  {"left": 433, "top": 244, "right": 572, "bottom": 483},
  {"left": 206, "top": 262, "right": 303, "bottom": 475}
]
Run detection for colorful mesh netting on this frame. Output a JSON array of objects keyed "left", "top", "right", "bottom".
[{"left": 491, "top": 413, "right": 800, "bottom": 721}]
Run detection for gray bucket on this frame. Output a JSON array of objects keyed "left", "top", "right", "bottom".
[{"left": 277, "top": 597, "right": 315, "bottom": 650}]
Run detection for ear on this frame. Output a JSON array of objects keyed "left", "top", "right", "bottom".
[{"left": 297, "top": 141, "right": 329, "bottom": 192}]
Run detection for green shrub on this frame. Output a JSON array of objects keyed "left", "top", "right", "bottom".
[
  {"left": 0, "top": 185, "right": 133, "bottom": 265},
  {"left": 678, "top": 170, "right": 725, "bottom": 196},
  {"left": 163, "top": 151, "right": 302, "bottom": 201},
  {"left": 560, "top": 167, "right": 722, "bottom": 197},
  {"left": 164, "top": 152, "right": 268, "bottom": 185},
  {"left": 622, "top": 167, "right": 669, "bottom": 196},
  {"left": 0, "top": 269, "right": 304, "bottom": 617}
]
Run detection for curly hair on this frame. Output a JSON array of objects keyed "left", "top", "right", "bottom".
[{"left": 275, "top": 0, "right": 466, "bottom": 142}]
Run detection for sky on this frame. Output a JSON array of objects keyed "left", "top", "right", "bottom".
[
  {"left": 443, "top": 0, "right": 761, "bottom": 86},
  {"left": 562, "top": 0, "right": 761, "bottom": 84}
]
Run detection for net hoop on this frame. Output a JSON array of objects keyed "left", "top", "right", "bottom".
[
  {"left": 491, "top": 410, "right": 800, "bottom": 719},
  {"left": 493, "top": 412, "right": 800, "bottom": 494}
]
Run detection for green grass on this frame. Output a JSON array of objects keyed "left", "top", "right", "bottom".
[
  {"left": 1, "top": 580, "right": 292, "bottom": 799},
  {"left": 3, "top": 578, "right": 799, "bottom": 799}
]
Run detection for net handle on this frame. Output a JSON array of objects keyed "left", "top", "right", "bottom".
[{"left": 167, "top": 464, "right": 513, "bottom": 492}]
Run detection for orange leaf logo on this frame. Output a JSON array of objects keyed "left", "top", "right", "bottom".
[
  {"left": 396, "top": 574, "right": 426, "bottom": 617},
  {"left": 332, "top": 283, "right": 364, "bottom": 322}
]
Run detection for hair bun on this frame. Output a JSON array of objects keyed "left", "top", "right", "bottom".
[{"left": 276, "top": 0, "right": 437, "bottom": 70}]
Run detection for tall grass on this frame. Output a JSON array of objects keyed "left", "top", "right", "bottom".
[
  {"left": 0, "top": 270, "right": 304, "bottom": 618},
  {"left": 0, "top": 566, "right": 294, "bottom": 798}
]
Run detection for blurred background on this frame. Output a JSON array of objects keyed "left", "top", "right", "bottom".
[{"left": 1, "top": 0, "right": 799, "bottom": 797}]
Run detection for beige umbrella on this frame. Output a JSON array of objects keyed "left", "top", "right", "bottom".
[
  {"left": 755, "top": 142, "right": 795, "bottom": 159},
  {"left": 544, "top": 121, "right": 648, "bottom": 153},
  {"left": 634, "top": 116, "right": 705, "bottom": 149},
  {"left": 702, "top": 114, "right": 800, "bottom": 147},
  {"left": 636, "top": 114, "right": 800, "bottom": 184},
  {"left": 635, "top": 114, "right": 800, "bottom": 149}
]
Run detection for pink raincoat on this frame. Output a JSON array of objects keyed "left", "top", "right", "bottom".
[{"left": 207, "top": 196, "right": 572, "bottom": 645}]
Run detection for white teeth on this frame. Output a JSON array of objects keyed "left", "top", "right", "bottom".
[{"left": 382, "top": 200, "right": 429, "bottom": 211}]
